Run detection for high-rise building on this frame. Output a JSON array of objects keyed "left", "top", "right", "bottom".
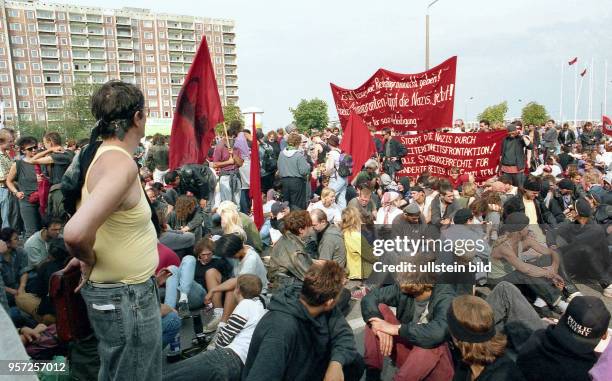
[{"left": 0, "top": 0, "right": 237, "bottom": 127}]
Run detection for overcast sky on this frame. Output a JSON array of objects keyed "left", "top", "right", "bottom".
[{"left": 68, "top": 0, "right": 612, "bottom": 129}]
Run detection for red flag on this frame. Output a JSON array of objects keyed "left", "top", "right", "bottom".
[
  {"left": 339, "top": 110, "right": 377, "bottom": 182},
  {"left": 580, "top": 68, "right": 587, "bottom": 77},
  {"left": 603, "top": 115, "right": 612, "bottom": 136},
  {"left": 249, "top": 114, "right": 264, "bottom": 229},
  {"left": 169, "top": 38, "right": 224, "bottom": 170},
  {"left": 568, "top": 57, "right": 578, "bottom": 65}
]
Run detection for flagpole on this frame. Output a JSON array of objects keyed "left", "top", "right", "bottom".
[
  {"left": 576, "top": 71, "right": 585, "bottom": 126},
  {"left": 560, "top": 60, "right": 564, "bottom": 123},
  {"left": 574, "top": 63, "right": 578, "bottom": 128},
  {"left": 222, "top": 121, "right": 230, "bottom": 147},
  {"left": 588, "top": 58, "right": 594, "bottom": 122},
  {"left": 605, "top": 60, "right": 608, "bottom": 118}
]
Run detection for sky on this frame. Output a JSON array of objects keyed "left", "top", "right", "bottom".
[{"left": 67, "top": 0, "right": 612, "bottom": 130}]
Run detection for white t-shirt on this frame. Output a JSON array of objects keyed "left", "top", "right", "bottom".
[
  {"left": 235, "top": 248, "right": 269, "bottom": 294},
  {"left": 307, "top": 201, "right": 342, "bottom": 224},
  {"left": 375, "top": 206, "right": 403, "bottom": 225},
  {"left": 217, "top": 298, "right": 267, "bottom": 363}
]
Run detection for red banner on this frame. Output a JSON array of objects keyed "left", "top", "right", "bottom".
[
  {"left": 394, "top": 131, "right": 507, "bottom": 182},
  {"left": 331, "top": 56, "right": 457, "bottom": 132}
]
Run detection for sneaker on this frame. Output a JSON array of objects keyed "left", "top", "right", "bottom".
[
  {"left": 177, "top": 300, "right": 190, "bottom": 319},
  {"left": 566, "top": 291, "right": 583, "bottom": 303},
  {"left": 604, "top": 285, "right": 612, "bottom": 298},
  {"left": 203, "top": 314, "right": 222, "bottom": 333}
]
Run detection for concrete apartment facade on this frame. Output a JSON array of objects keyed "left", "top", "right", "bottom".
[{"left": 0, "top": 0, "right": 237, "bottom": 127}]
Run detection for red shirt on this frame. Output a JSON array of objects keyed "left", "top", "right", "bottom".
[{"left": 156, "top": 243, "right": 180, "bottom": 274}]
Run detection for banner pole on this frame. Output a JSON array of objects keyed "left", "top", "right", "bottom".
[
  {"left": 222, "top": 121, "right": 230, "bottom": 147},
  {"left": 560, "top": 60, "right": 564, "bottom": 123}
]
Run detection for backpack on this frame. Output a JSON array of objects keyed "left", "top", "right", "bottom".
[
  {"left": 179, "top": 163, "right": 216, "bottom": 201},
  {"left": 336, "top": 153, "right": 353, "bottom": 178},
  {"left": 61, "top": 141, "right": 102, "bottom": 218},
  {"left": 261, "top": 143, "right": 277, "bottom": 174},
  {"left": 317, "top": 143, "right": 330, "bottom": 164}
]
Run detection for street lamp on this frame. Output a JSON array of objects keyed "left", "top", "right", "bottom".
[{"left": 425, "top": 0, "right": 441, "bottom": 70}]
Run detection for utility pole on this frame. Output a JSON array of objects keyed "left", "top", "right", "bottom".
[{"left": 425, "top": 0, "right": 441, "bottom": 70}]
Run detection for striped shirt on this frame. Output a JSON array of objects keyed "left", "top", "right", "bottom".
[{"left": 215, "top": 298, "right": 266, "bottom": 363}]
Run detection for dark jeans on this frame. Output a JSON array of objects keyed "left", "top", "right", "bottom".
[
  {"left": 240, "top": 189, "right": 251, "bottom": 214},
  {"left": 261, "top": 173, "right": 275, "bottom": 193},
  {"left": 163, "top": 347, "right": 243, "bottom": 381},
  {"left": 18, "top": 198, "right": 40, "bottom": 240},
  {"left": 80, "top": 278, "right": 162, "bottom": 381},
  {"left": 501, "top": 171, "right": 525, "bottom": 188},
  {"left": 280, "top": 177, "right": 307, "bottom": 210},
  {"left": 486, "top": 281, "right": 546, "bottom": 333}
]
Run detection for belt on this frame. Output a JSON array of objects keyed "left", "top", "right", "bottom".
[{"left": 88, "top": 281, "right": 126, "bottom": 289}]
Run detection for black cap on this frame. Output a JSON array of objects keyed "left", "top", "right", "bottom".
[
  {"left": 411, "top": 185, "right": 424, "bottom": 193},
  {"left": 575, "top": 198, "right": 593, "bottom": 217},
  {"left": 558, "top": 178, "right": 575, "bottom": 192},
  {"left": 524, "top": 177, "right": 542, "bottom": 192},
  {"left": 504, "top": 212, "right": 530, "bottom": 232},
  {"left": 552, "top": 296, "right": 610, "bottom": 354},
  {"left": 453, "top": 208, "right": 473, "bottom": 224}
]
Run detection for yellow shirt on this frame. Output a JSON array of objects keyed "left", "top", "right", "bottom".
[
  {"left": 344, "top": 230, "right": 375, "bottom": 280},
  {"left": 523, "top": 197, "right": 546, "bottom": 243},
  {"left": 81, "top": 145, "right": 158, "bottom": 284}
]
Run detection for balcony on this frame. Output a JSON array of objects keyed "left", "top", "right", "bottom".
[
  {"left": 181, "top": 22, "right": 194, "bottom": 30},
  {"left": 225, "top": 60, "right": 237, "bottom": 66},
  {"left": 88, "top": 28, "right": 104, "bottom": 35},
  {"left": 170, "top": 76, "right": 183, "bottom": 85},
  {"left": 90, "top": 64, "right": 106, "bottom": 72},
  {"left": 92, "top": 76, "right": 107, "bottom": 84},
  {"left": 170, "top": 66, "right": 184, "bottom": 74},
  {"left": 121, "top": 75, "right": 136, "bottom": 84},
  {"left": 183, "top": 54, "right": 194, "bottom": 63},
  {"left": 223, "top": 38, "right": 235, "bottom": 45},
  {"left": 38, "top": 23, "right": 56, "bottom": 33},
  {"left": 169, "top": 55, "right": 182, "bottom": 62},
  {"left": 116, "top": 17, "right": 131, "bottom": 26},
  {"left": 222, "top": 26, "right": 234, "bottom": 34},
  {"left": 47, "top": 100, "right": 63, "bottom": 109},
  {"left": 40, "top": 50, "right": 59, "bottom": 59},
  {"left": 168, "top": 22, "right": 181, "bottom": 29},
  {"left": 71, "top": 26, "right": 87, "bottom": 34},
  {"left": 45, "top": 87, "right": 63, "bottom": 96},
  {"left": 171, "top": 87, "right": 181, "bottom": 96},
  {"left": 73, "top": 62, "right": 89, "bottom": 71},
  {"left": 168, "top": 33, "right": 182, "bottom": 40},
  {"left": 86, "top": 14, "right": 103, "bottom": 23},
  {"left": 116, "top": 29, "right": 132, "bottom": 38},
  {"left": 88, "top": 39, "right": 105, "bottom": 48},
  {"left": 69, "top": 13, "right": 84, "bottom": 22},
  {"left": 224, "top": 48, "right": 236, "bottom": 55},
  {"left": 72, "top": 50, "right": 88, "bottom": 59},
  {"left": 72, "top": 39, "right": 88, "bottom": 47},
  {"left": 39, "top": 37, "right": 57, "bottom": 46},
  {"left": 90, "top": 51, "right": 106, "bottom": 60},
  {"left": 74, "top": 75, "right": 90, "bottom": 84},
  {"left": 182, "top": 33, "right": 195, "bottom": 41},
  {"left": 118, "top": 53, "right": 134, "bottom": 61},
  {"left": 44, "top": 75, "right": 61, "bottom": 84},
  {"left": 119, "top": 64, "right": 134, "bottom": 72},
  {"left": 117, "top": 41, "right": 133, "bottom": 50},
  {"left": 225, "top": 69, "right": 237, "bottom": 77},
  {"left": 169, "top": 44, "right": 182, "bottom": 52},
  {"left": 36, "top": 10, "right": 54, "bottom": 20},
  {"left": 42, "top": 62, "right": 60, "bottom": 71}
]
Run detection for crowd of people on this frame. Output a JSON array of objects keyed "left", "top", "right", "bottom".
[{"left": 1, "top": 80, "right": 611, "bottom": 381}]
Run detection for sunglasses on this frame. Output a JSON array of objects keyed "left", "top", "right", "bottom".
[{"left": 25, "top": 146, "right": 37, "bottom": 152}]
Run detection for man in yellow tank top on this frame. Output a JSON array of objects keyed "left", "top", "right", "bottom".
[{"left": 63, "top": 81, "right": 161, "bottom": 381}]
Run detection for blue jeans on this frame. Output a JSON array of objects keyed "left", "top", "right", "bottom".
[
  {"left": 162, "top": 311, "right": 181, "bottom": 349},
  {"left": 163, "top": 347, "right": 243, "bottom": 381},
  {"left": 164, "top": 255, "right": 206, "bottom": 309},
  {"left": 0, "top": 187, "right": 10, "bottom": 229},
  {"left": 80, "top": 278, "right": 162, "bottom": 381},
  {"left": 260, "top": 219, "right": 271, "bottom": 247},
  {"left": 329, "top": 175, "right": 347, "bottom": 209}
]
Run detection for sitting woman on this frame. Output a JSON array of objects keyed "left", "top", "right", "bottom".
[
  {"left": 167, "top": 195, "right": 205, "bottom": 241},
  {"left": 341, "top": 207, "right": 376, "bottom": 282},
  {"left": 204, "top": 233, "right": 268, "bottom": 333},
  {"left": 218, "top": 201, "right": 263, "bottom": 253},
  {"left": 307, "top": 187, "right": 342, "bottom": 225},
  {"left": 448, "top": 295, "right": 526, "bottom": 381},
  {"left": 489, "top": 212, "right": 579, "bottom": 316}
]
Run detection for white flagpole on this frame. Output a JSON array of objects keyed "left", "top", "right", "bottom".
[
  {"left": 574, "top": 63, "right": 578, "bottom": 128},
  {"left": 576, "top": 71, "right": 585, "bottom": 126},
  {"left": 588, "top": 58, "right": 594, "bottom": 121},
  {"left": 605, "top": 60, "right": 608, "bottom": 117},
  {"left": 560, "top": 60, "right": 564, "bottom": 123}
]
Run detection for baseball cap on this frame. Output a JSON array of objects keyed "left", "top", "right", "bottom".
[
  {"left": 558, "top": 178, "right": 575, "bottom": 192},
  {"left": 453, "top": 208, "right": 473, "bottom": 224},
  {"left": 403, "top": 203, "right": 421, "bottom": 215},
  {"left": 524, "top": 177, "right": 542, "bottom": 192},
  {"left": 575, "top": 198, "right": 593, "bottom": 217},
  {"left": 504, "top": 212, "right": 529, "bottom": 232},
  {"left": 551, "top": 296, "right": 611, "bottom": 354}
]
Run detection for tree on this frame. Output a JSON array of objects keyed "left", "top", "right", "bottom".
[
  {"left": 290, "top": 98, "right": 329, "bottom": 133},
  {"left": 477, "top": 101, "right": 508, "bottom": 124},
  {"left": 60, "top": 82, "right": 101, "bottom": 141},
  {"left": 16, "top": 120, "right": 46, "bottom": 140},
  {"left": 215, "top": 104, "right": 243, "bottom": 135},
  {"left": 521, "top": 102, "right": 549, "bottom": 126}
]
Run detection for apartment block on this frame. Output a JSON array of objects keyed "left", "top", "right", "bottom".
[{"left": 0, "top": 0, "right": 238, "bottom": 126}]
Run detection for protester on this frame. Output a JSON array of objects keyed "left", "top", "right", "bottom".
[
  {"left": 310, "top": 208, "right": 346, "bottom": 268},
  {"left": 499, "top": 122, "right": 532, "bottom": 187},
  {"left": 307, "top": 187, "right": 342, "bottom": 224},
  {"left": 212, "top": 121, "right": 243, "bottom": 205},
  {"left": 278, "top": 133, "right": 311, "bottom": 210},
  {"left": 23, "top": 218, "right": 63, "bottom": 268}
]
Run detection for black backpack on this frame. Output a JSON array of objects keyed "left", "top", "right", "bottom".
[
  {"left": 61, "top": 141, "right": 102, "bottom": 218},
  {"left": 179, "top": 163, "right": 216, "bottom": 201},
  {"left": 336, "top": 153, "right": 353, "bottom": 178}
]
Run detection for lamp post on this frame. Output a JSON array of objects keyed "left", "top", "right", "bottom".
[{"left": 425, "top": 0, "right": 441, "bottom": 70}]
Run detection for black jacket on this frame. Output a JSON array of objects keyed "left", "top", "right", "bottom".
[
  {"left": 452, "top": 354, "right": 526, "bottom": 381},
  {"left": 361, "top": 283, "right": 455, "bottom": 349},
  {"left": 242, "top": 285, "right": 362, "bottom": 381},
  {"left": 502, "top": 194, "right": 556, "bottom": 226},
  {"left": 557, "top": 152, "right": 575, "bottom": 171},
  {"left": 557, "top": 129, "right": 576, "bottom": 146},
  {"left": 430, "top": 196, "right": 461, "bottom": 228},
  {"left": 580, "top": 130, "right": 597, "bottom": 149},
  {"left": 549, "top": 191, "right": 575, "bottom": 223},
  {"left": 381, "top": 137, "right": 407, "bottom": 159},
  {"left": 500, "top": 136, "right": 532, "bottom": 170},
  {"left": 517, "top": 327, "right": 597, "bottom": 381}
]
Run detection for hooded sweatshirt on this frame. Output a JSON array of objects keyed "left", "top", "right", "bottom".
[
  {"left": 242, "top": 285, "right": 362, "bottom": 381},
  {"left": 516, "top": 326, "right": 598, "bottom": 381},
  {"left": 277, "top": 148, "right": 310, "bottom": 178}
]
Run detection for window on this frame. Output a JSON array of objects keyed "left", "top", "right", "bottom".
[
  {"left": 1, "top": 87, "right": 9, "bottom": 95},
  {"left": 63, "top": 63, "right": 70, "bottom": 70},
  {"left": 214, "top": 25, "right": 220, "bottom": 31},
  {"left": 10, "top": 36, "right": 23, "bottom": 44},
  {"left": 32, "top": 63, "right": 40, "bottom": 70},
  {"left": 9, "top": 23, "right": 22, "bottom": 31},
  {"left": 109, "top": 64, "right": 116, "bottom": 71},
  {"left": 108, "top": 52, "right": 115, "bottom": 59},
  {"left": 164, "top": 111, "right": 170, "bottom": 117},
  {"left": 62, "top": 50, "right": 69, "bottom": 58},
  {"left": 215, "top": 57, "right": 222, "bottom": 64},
  {"left": 18, "top": 88, "right": 28, "bottom": 96},
  {"left": 158, "top": 21, "right": 164, "bottom": 27},
  {"left": 37, "top": 113, "right": 46, "bottom": 120},
  {"left": 215, "top": 36, "right": 221, "bottom": 43},
  {"left": 106, "top": 28, "right": 113, "bottom": 36},
  {"left": 159, "top": 32, "right": 165, "bottom": 38},
  {"left": 8, "top": 10, "right": 20, "bottom": 17},
  {"left": 162, "top": 89, "right": 170, "bottom": 95},
  {"left": 63, "top": 75, "right": 71, "bottom": 83},
  {"left": 28, "top": 24, "right": 36, "bottom": 32},
  {"left": 0, "top": 48, "right": 4, "bottom": 56},
  {"left": 145, "top": 44, "right": 153, "bottom": 51},
  {"left": 36, "top": 101, "right": 44, "bottom": 108},
  {"left": 149, "top": 100, "right": 158, "bottom": 107},
  {"left": 147, "top": 89, "right": 157, "bottom": 96},
  {"left": 159, "top": 43, "right": 166, "bottom": 50},
  {"left": 59, "top": 25, "right": 66, "bottom": 32},
  {"left": 31, "top": 50, "right": 38, "bottom": 58},
  {"left": 216, "top": 68, "right": 222, "bottom": 75},
  {"left": 143, "top": 20, "right": 152, "bottom": 28},
  {"left": 106, "top": 40, "right": 114, "bottom": 48},
  {"left": 0, "top": 74, "right": 9, "bottom": 82},
  {"left": 161, "top": 77, "right": 168, "bottom": 84},
  {"left": 145, "top": 66, "right": 155, "bottom": 73},
  {"left": 106, "top": 17, "right": 112, "bottom": 23},
  {"left": 58, "top": 12, "right": 65, "bottom": 20},
  {"left": 18, "top": 101, "right": 30, "bottom": 109},
  {"left": 144, "top": 32, "right": 153, "bottom": 39},
  {"left": 215, "top": 47, "right": 221, "bottom": 53},
  {"left": 32, "top": 76, "right": 41, "bottom": 83},
  {"left": 205, "top": 25, "right": 211, "bottom": 31},
  {"left": 29, "top": 37, "right": 37, "bottom": 44},
  {"left": 4, "top": 101, "right": 11, "bottom": 107},
  {"left": 151, "top": 111, "right": 158, "bottom": 118},
  {"left": 163, "top": 100, "right": 170, "bottom": 106},
  {"left": 26, "top": 11, "right": 34, "bottom": 19},
  {"left": 34, "top": 88, "right": 43, "bottom": 96},
  {"left": 147, "top": 78, "right": 156, "bottom": 85},
  {"left": 160, "top": 55, "right": 167, "bottom": 62},
  {"left": 19, "top": 114, "right": 32, "bottom": 121},
  {"left": 0, "top": 61, "right": 5, "bottom": 69},
  {"left": 146, "top": 55, "right": 154, "bottom": 62},
  {"left": 196, "top": 24, "right": 202, "bottom": 30},
  {"left": 60, "top": 38, "right": 67, "bottom": 45},
  {"left": 12, "top": 49, "right": 24, "bottom": 57}
]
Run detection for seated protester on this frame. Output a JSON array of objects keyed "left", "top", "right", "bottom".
[
  {"left": 449, "top": 295, "right": 526, "bottom": 381},
  {"left": 448, "top": 166, "right": 471, "bottom": 190},
  {"left": 375, "top": 191, "right": 403, "bottom": 224},
  {"left": 162, "top": 170, "right": 180, "bottom": 206},
  {"left": 268, "top": 201, "right": 289, "bottom": 246},
  {"left": 310, "top": 208, "right": 346, "bottom": 268},
  {"left": 23, "top": 218, "right": 63, "bottom": 269},
  {"left": 0, "top": 307, "right": 38, "bottom": 380},
  {"left": 164, "top": 274, "right": 266, "bottom": 381},
  {"left": 455, "top": 182, "right": 477, "bottom": 209},
  {"left": 16, "top": 238, "right": 69, "bottom": 325},
  {"left": 517, "top": 296, "right": 611, "bottom": 381},
  {"left": 429, "top": 183, "right": 461, "bottom": 229},
  {"left": 146, "top": 187, "right": 170, "bottom": 217},
  {"left": 352, "top": 159, "right": 379, "bottom": 192},
  {"left": 549, "top": 178, "right": 577, "bottom": 223},
  {"left": 489, "top": 212, "right": 579, "bottom": 316},
  {"left": 166, "top": 195, "right": 205, "bottom": 242},
  {"left": 409, "top": 185, "right": 427, "bottom": 216},
  {"left": 557, "top": 145, "right": 576, "bottom": 172},
  {"left": 341, "top": 207, "right": 376, "bottom": 282},
  {"left": 347, "top": 185, "right": 377, "bottom": 220},
  {"left": 590, "top": 338, "right": 612, "bottom": 381},
  {"left": 268, "top": 210, "right": 315, "bottom": 290},
  {"left": 0, "top": 229, "right": 31, "bottom": 310},
  {"left": 397, "top": 177, "right": 412, "bottom": 206},
  {"left": 218, "top": 201, "right": 264, "bottom": 254},
  {"left": 307, "top": 187, "right": 342, "bottom": 225},
  {"left": 157, "top": 209, "right": 196, "bottom": 257},
  {"left": 242, "top": 261, "right": 365, "bottom": 381},
  {"left": 204, "top": 233, "right": 267, "bottom": 333},
  {"left": 361, "top": 257, "right": 455, "bottom": 381},
  {"left": 484, "top": 281, "right": 546, "bottom": 335}
]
